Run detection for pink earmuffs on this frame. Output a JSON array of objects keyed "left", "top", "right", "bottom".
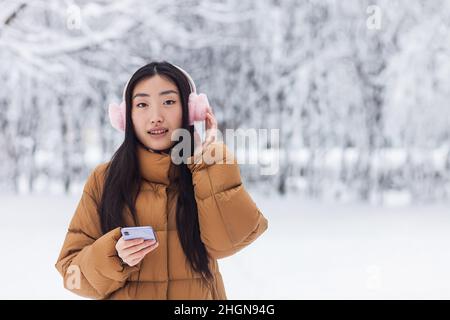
[
  {"left": 108, "top": 64, "right": 209, "bottom": 132},
  {"left": 108, "top": 100, "right": 126, "bottom": 132}
]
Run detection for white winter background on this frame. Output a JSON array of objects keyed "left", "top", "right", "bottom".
[{"left": 1, "top": 0, "right": 449, "bottom": 299}]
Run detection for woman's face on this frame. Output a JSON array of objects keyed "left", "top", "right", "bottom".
[{"left": 131, "top": 75, "right": 183, "bottom": 151}]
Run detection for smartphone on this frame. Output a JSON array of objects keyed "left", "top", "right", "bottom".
[{"left": 121, "top": 226, "right": 157, "bottom": 242}]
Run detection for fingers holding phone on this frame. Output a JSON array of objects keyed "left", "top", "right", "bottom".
[{"left": 115, "top": 237, "right": 159, "bottom": 267}]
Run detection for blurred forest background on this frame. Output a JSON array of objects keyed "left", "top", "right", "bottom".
[{"left": 1, "top": 0, "right": 450, "bottom": 204}]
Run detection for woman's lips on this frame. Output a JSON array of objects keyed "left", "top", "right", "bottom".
[{"left": 147, "top": 128, "right": 169, "bottom": 137}]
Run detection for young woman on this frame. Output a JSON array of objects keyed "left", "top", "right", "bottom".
[{"left": 55, "top": 61, "right": 268, "bottom": 300}]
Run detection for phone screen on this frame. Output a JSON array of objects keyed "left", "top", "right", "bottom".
[{"left": 121, "top": 226, "right": 157, "bottom": 241}]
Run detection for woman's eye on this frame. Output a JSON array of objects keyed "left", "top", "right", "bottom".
[
  {"left": 136, "top": 103, "right": 147, "bottom": 108},
  {"left": 164, "top": 100, "right": 176, "bottom": 105}
]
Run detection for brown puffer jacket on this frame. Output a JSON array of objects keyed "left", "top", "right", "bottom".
[{"left": 55, "top": 141, "right": 268, "bottom": 299}]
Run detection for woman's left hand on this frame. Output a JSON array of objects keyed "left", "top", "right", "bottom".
[
  {"left": 203, "top": 107, "right": 218, "bottom": 148},
  {"left": 193, "top": 106, "right": 218, "bottom": 155}
]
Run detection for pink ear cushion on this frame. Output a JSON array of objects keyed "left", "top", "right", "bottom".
[
  {"left": 109, "top": 101, "right": 126, "bottom": 132},
  {"left": 188, "top": 93, "right": 209, "bottom": 125}
]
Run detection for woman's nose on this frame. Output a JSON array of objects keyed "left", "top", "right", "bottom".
[
  {"left": 151, "top": 117, "right": 163, "bottom": 124},
  {"left": 149, "top": 107, "right": 163, "bottom": 124}
]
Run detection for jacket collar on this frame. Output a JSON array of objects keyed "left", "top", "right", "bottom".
[{"left": 136, "top": 141, "right": 179, "bottom": 186}]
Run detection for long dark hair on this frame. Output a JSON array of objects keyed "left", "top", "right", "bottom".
[{"left": 98, "top": 61, "right": 213, "bottom": 285}]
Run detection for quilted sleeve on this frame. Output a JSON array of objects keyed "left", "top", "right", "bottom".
[
  {"left": 187, "top": 142, "right": 269, "bottom": 259},
  {"left": 54, "top": 164, "right": 140, "bottom": 299}
]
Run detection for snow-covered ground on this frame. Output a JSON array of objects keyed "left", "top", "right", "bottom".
[{"left": 1, "top": 191, "right": 449, "bottom": 299}]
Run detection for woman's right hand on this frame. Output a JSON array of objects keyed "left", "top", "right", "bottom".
[{"left": 115, "top": 237, "right": 159, "bottom": 267}]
